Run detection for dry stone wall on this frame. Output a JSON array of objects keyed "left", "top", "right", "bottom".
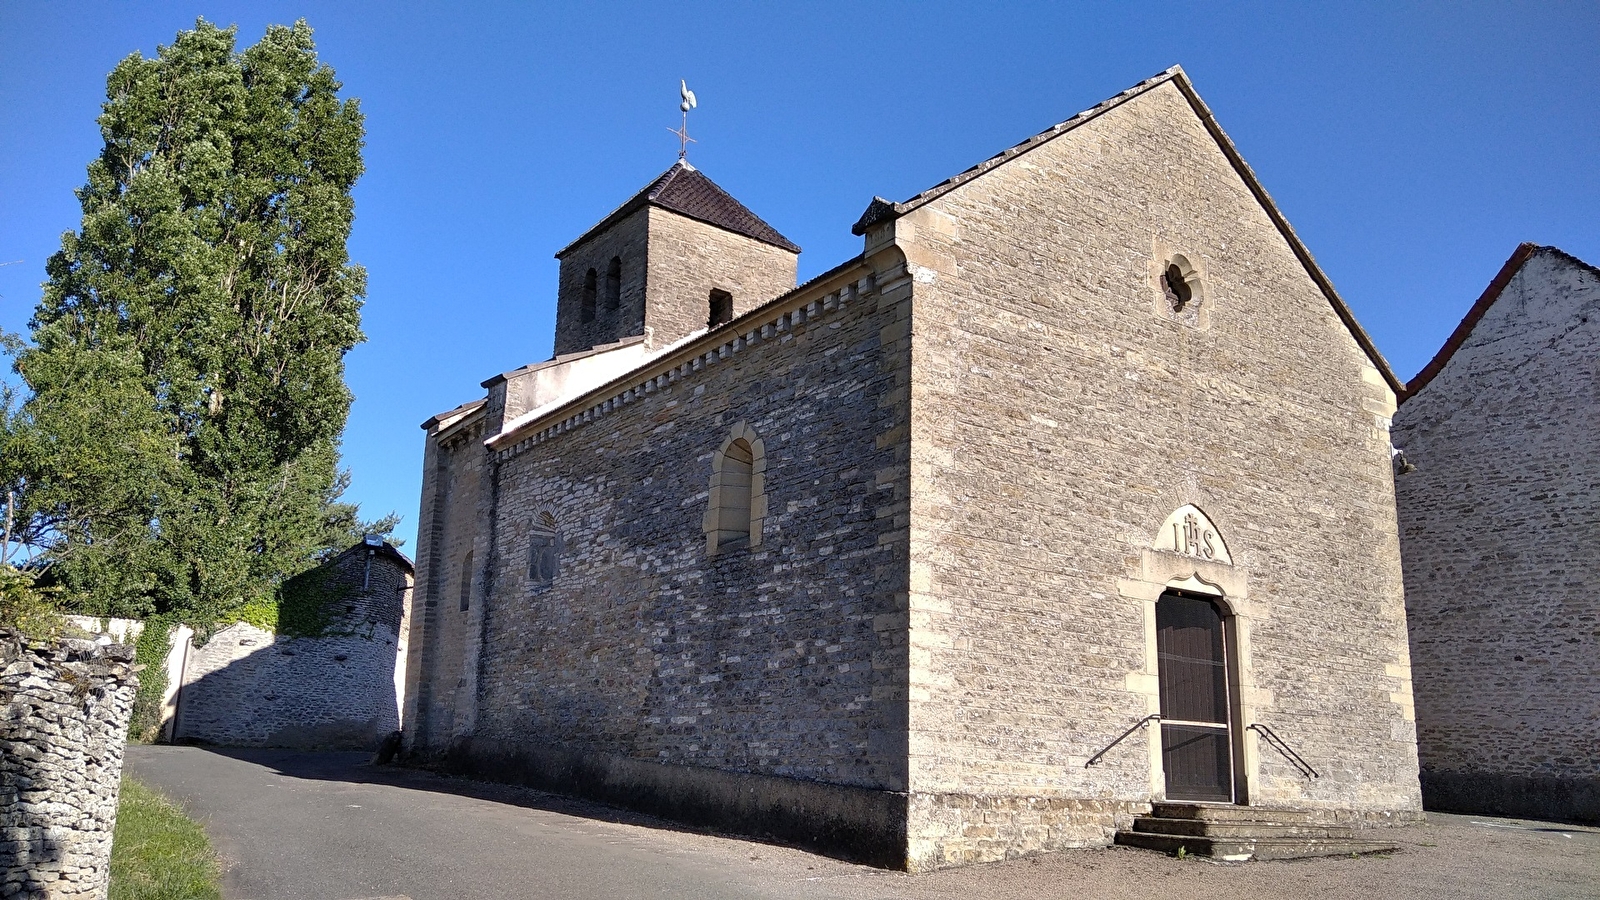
[
  {"left": 1394, "top": 248, "right": 1600, "bottom": 823},
  {"left": 0, "top": 630, "right": 137, "bottom": 900},
  {"left": 174, "top": 625, "right": 400, "bottom": 749}
]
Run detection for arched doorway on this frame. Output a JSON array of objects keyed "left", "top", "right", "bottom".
[{"left": 1157, "top": 589, "right": 1237, "bottom": 802}]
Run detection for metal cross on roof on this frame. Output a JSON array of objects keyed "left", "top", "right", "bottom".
[{"left": 669, "top": 80, "right": 697, "bottom": 160}]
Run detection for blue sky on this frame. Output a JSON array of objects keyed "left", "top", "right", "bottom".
[{"left": 2, "top": 1, "right": 1596, "bottom": 551}]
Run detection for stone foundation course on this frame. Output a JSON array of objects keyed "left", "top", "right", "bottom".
[{"left": 0, "top": 629, "right": 139, "bottom": 900}]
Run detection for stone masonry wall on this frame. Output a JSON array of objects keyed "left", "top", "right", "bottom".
[
  {"left": 896, "top": 78, "right": 1419, "bottom": 867},
  {"left": 554, "top": 209, "right": 650, "bottom": 356},
  {"left": 0, "top": 630, "right": 138, "bottom": 900},
  {"left": 1394, "top": 248, "right": 1600, "bottom": 823},
  {"left": 470, "top": 259, "right": 912, "bottom": 792},
  {"left": 174, "top": 548, "right": 411, "bottom": 750},
  {"left": 407, "top": 416, "right": 487, "bottom": 753},
  {"left": 643, "top": 207, "right": 797, "bottom": 346}
]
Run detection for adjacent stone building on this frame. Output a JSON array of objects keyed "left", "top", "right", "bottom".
[
  {"left": 406, "top": 67, "right": 1423, "bottom": 869},
  {"left": 1394, "top": 243, "right": 1600, "bottom": 824},
  {"left": 169, "top": 537, "right": 414, "bottom": 749}
]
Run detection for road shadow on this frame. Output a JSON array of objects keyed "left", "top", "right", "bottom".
[{"left": 189, "top": 746, "right": 812, "bottom": 852}]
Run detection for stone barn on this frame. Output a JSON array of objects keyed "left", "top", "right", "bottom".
[
  {"left": 1394, "top": 243, "right": 1600, "bottom": 824},
  {"left": 169, "top": 536, "right": 414, "bottom": 750},
  {"left": 404, "top": 67, "right": 1422, "bottom": 870}
]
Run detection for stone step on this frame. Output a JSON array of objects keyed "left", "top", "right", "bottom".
[
  {"left": 1148, "top": 802, "right": 1320, "bottom": 824},
  {"left": 1115, "top": 830, "right": 1401, "bottom": 861},
  {"left": 1131, "top": 816, "right": 1365, "bottom": 840}
]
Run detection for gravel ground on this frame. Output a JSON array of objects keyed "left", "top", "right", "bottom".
[{"left": 125, "top": 746, "right": 1600, "bottom": 900}]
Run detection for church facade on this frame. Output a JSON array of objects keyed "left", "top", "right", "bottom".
[{"left": 403, "top": 67, "right": 1423, "bottom": 870}]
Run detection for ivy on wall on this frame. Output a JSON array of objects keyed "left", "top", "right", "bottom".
[
  {"left": 231, "top": 568, "right": 353, "bottom": 639},
  {"left": 128, "top": 617, "right": 172, "bottom": 742}
]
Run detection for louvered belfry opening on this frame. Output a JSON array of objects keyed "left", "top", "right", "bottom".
[{"left": 1157, "top": 590, "right": 1234, "bottom": 802}]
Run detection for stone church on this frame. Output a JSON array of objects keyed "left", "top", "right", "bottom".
[
  {"left": 403, "top": 67, "right": 1423, "bottom": 870},
  {"left": 1394, "top": 243, "right": 1599, "bottom": 825}
]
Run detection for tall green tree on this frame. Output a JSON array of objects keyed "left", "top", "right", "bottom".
[{"left": 5, "top": 18, "right": 381, "bottom": 625}]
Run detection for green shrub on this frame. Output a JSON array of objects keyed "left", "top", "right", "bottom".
[{"left": 0, "top": 564, "right": 64, "bottom": 641}]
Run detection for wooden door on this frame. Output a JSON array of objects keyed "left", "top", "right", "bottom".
[{"left": 1157, "top": 591, "right": 1234, "bottom": 802}]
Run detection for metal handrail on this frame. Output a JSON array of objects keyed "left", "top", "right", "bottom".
[
  {"left": 1247, "top": 723, "right": 1320, "bottom": 779},
  {"left": 1085, "top": 714, "right": 1161, "bottom": 768}
]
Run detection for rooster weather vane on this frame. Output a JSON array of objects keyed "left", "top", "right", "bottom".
[{"left": 670, "top": 80, "right": 697, "bottom": 161}]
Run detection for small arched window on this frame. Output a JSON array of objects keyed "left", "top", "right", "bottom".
[
  {"left": 581, "top": 269, "right": 598, "bottom": 323},
  {"left": 708, "top": 289, "right": 733, "bottom": 328},
  {"left": 704, "top": 422, "right": 767, "bottom": 554},
  {"left": 1157, "top": 253, "right": 1205, "bottom": 325},
  {"left": 528, "top": 511, "right": 560, "bottom": 587},
  {"left": 458, "top": 550, "right": 474, "bottom": 612},
  {"left": 1162, "top": 264, "right": 1193, "bottom": 311},
  {"left": 604, "top": 257, "right": 622, "bottom": 311}
]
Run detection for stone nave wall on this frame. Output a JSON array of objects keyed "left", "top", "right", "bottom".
[
  {"left": 893, "top": 76, "right": 1420, "bottom": 868},
  {"left": 441, "top": 258, "right": 915, "bottom": 866},
  {"left": 0, "top": 630, "right": 138, "bottom": 900},
  {"left": 1394, "top": 247, "right": 1600, "bottom": 823}
]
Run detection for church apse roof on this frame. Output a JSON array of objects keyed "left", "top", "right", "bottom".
[{"left": 556, "top": 160, "right": 801, "bottom": 258}]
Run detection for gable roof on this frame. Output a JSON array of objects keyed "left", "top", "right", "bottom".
[
  {"left": 323, "top": 537, "right": 414, "bottom": 574},
  {"left": 556, "top": 160, "right": 801, "bottom": 258},
  {"left": 852, "top": 65, "right": 1404, "bottom": 395},
  {"left": 1403, "top": 243, "right": 1600, "bottom": 402}
]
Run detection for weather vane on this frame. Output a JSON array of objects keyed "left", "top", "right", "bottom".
[{"left": 669, "top": 80, "right": 697, "bottom": 161}]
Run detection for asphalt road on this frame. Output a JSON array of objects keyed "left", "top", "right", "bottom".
[{"left": 125, "top": 746, "right": 1600, "bottom": 900}]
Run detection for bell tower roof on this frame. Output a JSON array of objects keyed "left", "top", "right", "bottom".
[{"left": 556, "top": 160, "right": 800, "bottom": 258}]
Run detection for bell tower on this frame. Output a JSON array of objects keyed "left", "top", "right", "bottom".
[{"left": 552, "top": 161, "right": 800, "bottom": 357}]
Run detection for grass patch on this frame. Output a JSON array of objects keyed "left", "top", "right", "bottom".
[{"left": 110, "top": 777, "right": 223, "bottom": 900}]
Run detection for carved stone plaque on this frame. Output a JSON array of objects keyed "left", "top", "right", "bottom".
[{"left": 1153, "top": 505, "right": 1232, "bottom": 565}]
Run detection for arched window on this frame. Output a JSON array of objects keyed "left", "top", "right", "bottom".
[
  {"left": 458, "top": 550, "right": 474, "bottom": 612},
  {"left": 581, "top": 269, "right": 597, "bottom": 323},
  {"left": 528, "top": 511, "right": 560, "bottom": 587},
  {"left": 1162, "top": 264, "right": 1193, "bottom": 311},
  {"left": 1157, "top": 253, "right": 1205, "bottom": 324},
  {"left": 704, "top": 422, "right": 767, "bottom": 554},
  {"left": 708, "top": 289, "right": 733, "bottom": 328},
  {"left": 604, "top": 257, "right": 622, "bottom": 312}
]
